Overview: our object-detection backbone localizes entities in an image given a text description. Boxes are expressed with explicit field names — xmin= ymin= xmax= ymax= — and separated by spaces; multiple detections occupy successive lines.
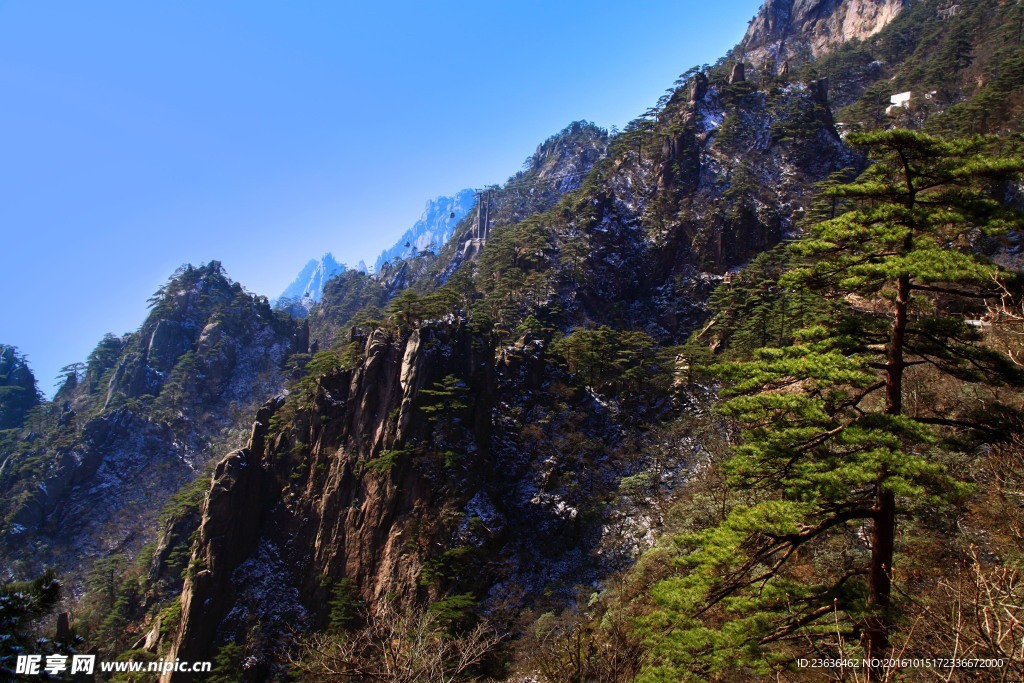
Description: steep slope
xmin=0 ymin=262 xmax=306 ymax=587
xmin=306 ymin=270 xmax=390 ymax=350
xmin=809 ymin=0 xmax=1024 ymax=136
xmin=7 ymin=0 xmax=1022 ymax=676
xmin=740 ymin=0 xmax=907 ymax=66
xmin=445 ymin=121 xmax=611 ymax=266
xmin=47 ymin=0 xmax=1022 ymax=674
xmin=453 ymin=76 xmax=855 ymax=340
xmin=303 ymin=122 xmax=613 ymax=351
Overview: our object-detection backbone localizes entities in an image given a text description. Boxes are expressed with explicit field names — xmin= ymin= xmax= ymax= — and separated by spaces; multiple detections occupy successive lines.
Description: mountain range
xmin=2 ymin=0 xmax=1024 ymax=680
xmin=276 ymin=189 xmax=477 ymax=313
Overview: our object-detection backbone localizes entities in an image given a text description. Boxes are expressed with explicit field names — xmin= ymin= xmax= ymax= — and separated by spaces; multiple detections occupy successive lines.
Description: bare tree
xmin=290 ymin=601 xmax=502 ymax=683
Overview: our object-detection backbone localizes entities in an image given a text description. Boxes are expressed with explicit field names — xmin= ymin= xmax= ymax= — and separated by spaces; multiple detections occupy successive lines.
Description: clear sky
xmin=0 ymin=0 xmax=761 ymax=396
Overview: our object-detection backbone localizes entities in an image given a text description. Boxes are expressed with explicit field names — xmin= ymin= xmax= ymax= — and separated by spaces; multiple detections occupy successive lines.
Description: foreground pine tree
xmin=640 ymin=131 xmax=1024 ymax=680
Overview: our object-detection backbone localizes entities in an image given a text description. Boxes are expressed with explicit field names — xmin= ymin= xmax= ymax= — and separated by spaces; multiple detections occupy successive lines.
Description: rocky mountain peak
xmin=276 ymin=253 xmax=346 ymax=314
xmin=373 ymin=189 xmax=476 ymax=273
xmin=447 ymin=120 xmax=611 ymax=266
xmin=741 ymin=0 xmax=907 ymax=65
xmin=0 ymin=260 xmax=305 ymax=589
xmin=524 ymin=120 xmax=610 ymax=190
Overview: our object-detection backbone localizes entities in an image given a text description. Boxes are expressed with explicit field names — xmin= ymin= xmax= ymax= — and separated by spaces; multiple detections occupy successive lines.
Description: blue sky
xmin=0 ymin=0 xmax=761 ymax=395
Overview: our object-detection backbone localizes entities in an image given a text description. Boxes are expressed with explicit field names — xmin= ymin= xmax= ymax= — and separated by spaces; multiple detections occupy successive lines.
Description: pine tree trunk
xmin=866 ymin=269 xmax=910 ymax=673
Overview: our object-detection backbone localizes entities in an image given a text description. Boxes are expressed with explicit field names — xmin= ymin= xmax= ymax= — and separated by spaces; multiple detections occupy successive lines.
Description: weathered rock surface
xmin=163 ymin=324 xmax=493 ymax=679
xmin=741 ymin=0 xmax=906 ymax=65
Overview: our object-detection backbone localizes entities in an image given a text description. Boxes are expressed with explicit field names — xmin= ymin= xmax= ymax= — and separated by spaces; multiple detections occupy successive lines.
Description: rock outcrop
xmin=162 ymin=324 xmax=495 ymax=679
xmin=741 ymin=0 xmax=907 ymax=65
xmin=730 ymin=61 xmax=746 ymax=84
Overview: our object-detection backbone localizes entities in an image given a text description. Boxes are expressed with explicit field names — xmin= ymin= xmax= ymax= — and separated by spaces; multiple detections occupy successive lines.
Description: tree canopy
xmin=0 ymin=345 xmax=41 ymax=430
xmin=639 ymin=131 xmax=1024 ymax=680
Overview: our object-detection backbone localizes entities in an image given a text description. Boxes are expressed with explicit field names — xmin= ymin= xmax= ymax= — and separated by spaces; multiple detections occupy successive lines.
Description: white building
xmin=885 ymin=91 xmax=912 ymax=115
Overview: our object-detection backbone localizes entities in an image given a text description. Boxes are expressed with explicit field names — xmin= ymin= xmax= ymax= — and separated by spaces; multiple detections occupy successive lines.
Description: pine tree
xmin=420 ymin=374 xmax=471 ymax=470
xmin=641 ymin=131 xmax=1024 ymax=680
xmin=327 ymin=578 xmax=362 ymax=632
xmin=85 ymin=333 xmax=123 ymax=394
xmin=419 ymin=374 xmax=470 ymax=417
xmin=0 ymin=345 xmax=41 ymax=429
xmin=386 ymin=289 xmax=426 ymax=332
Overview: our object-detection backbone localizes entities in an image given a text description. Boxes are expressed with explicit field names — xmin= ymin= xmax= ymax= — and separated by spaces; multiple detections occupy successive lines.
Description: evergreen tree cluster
xmin=0 ymin=345 xmax=41 ymax=430
xmin=618 ymin=131 xmax=1024 ymax=680
xmin=809 ymin=0 xmax=1024 ymax=135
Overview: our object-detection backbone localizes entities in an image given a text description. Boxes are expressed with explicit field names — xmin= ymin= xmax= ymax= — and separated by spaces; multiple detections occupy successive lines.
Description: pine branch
xmin=909 ymin=283 xmax=993 ymax=298
xmin=910 ymin=416 xmax=1007 ymax=439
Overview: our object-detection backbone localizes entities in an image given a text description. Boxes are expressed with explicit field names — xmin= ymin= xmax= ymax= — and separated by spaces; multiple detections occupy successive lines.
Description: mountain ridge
xmin=275 ymin=190 xmax=476 ymax=316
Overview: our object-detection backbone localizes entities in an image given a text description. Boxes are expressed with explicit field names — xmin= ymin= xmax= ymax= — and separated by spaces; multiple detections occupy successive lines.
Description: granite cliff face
xmin=480 ymin=73 xmax=856 ymax=338
xmin=164 ymin=324 xmax=493 ymax=678
xmin=741 ymin=0 xmax=907 ymax=66
xmin=161 ymin=323 xmax=705 ymax=680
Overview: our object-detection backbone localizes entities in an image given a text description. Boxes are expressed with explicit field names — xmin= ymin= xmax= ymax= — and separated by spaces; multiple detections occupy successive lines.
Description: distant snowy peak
xmin=373 ymin=189 xmax=475 ymax=273
xmin=278 ymin=252 xmax=345 ymax=306
xmin=276 ymin=190 xmax=473 ymax=311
